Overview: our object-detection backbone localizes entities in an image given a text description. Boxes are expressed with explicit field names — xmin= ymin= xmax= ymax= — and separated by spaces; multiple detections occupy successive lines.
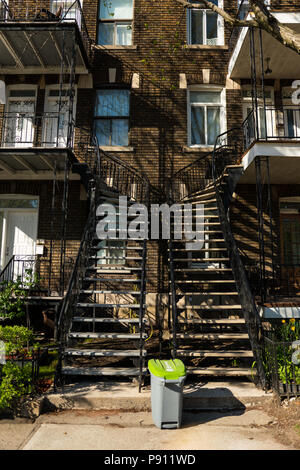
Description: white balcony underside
xmin=0 ymin=23 xmax=88 ymax=73
xmin=228 ymin=20 xmax=300 ymax=79
xmin=239 ymin=141 xmax=300 ymax=184
xmin=0 ymin=148 xmax=80 ymax=179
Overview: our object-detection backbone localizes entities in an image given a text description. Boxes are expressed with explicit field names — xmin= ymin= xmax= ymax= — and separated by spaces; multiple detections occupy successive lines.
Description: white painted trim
xmin=242 ymin=142 xmax=300 ymax=172
xmin=187 ymin=85 xmax=226 ymax=148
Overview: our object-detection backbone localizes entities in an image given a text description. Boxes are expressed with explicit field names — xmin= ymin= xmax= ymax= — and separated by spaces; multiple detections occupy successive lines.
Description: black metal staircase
xmin=56 ymin=146 xmax=149 ymax=391
xmin=169 ymin=138 xmax=266 ymax=386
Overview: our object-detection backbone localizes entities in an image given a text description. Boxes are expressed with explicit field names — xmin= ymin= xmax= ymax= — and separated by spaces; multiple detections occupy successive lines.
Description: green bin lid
xmin=148 ymin=359 xmax=186 ymax=380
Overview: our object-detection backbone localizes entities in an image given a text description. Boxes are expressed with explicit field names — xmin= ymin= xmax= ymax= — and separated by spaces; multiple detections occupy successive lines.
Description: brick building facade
xmin=0 ymin=0 xmax=299 ymax=385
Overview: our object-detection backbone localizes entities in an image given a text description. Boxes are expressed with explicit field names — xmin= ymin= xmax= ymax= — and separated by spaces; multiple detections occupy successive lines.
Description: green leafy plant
xmin=0 ymin=325 xmax=34 ymax=355
xmin=0 ymin=269 xmax=39 ymax=321
xmin=0 ymin=361 xmax=32 ymax=410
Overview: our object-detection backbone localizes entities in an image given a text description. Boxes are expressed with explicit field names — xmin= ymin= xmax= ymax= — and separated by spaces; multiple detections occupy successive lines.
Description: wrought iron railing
xmin=0 ymin=255 xmax=39 ymax=287
xmin=263 ymin=325 xmax=300 ymax=398
xmin=0 ymin=112 xmax=75 ymax=148
xmin=0 ymin=0 xmax=91 ymax=55
xmin=242 ymin=106 xmax=300 ymax=149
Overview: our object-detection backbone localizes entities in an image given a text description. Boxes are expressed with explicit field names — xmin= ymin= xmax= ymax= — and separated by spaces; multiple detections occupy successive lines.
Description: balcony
xmin=0 ymin=0 xmax=90 ymax=73
xmin=238 ymin=106 xmax=300 ymax=185
xmin=0 ymin=111 xmax=77 ymax=177
xmin=228 ymin=7 xmax=300 ymax=79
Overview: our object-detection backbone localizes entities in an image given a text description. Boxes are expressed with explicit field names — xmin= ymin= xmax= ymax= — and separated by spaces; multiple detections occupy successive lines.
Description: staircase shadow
xmin=181 ymin=381 xmax=246 ymax=428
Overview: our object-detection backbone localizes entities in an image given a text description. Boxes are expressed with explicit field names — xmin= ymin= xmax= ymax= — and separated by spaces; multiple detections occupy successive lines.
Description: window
xmin=242 ymin=87 xmax=275 ymax=139
xmin=188 ymin=87 xmax=225 ymax=147
xmin=282 ymin=87 xmax=300 ymax=139
xmin=98 ymin=0 xmax=133 ymax=46
xmin=94 ymin=89 xmax=130 ymax=146
xmin=187 ymin=0 xmax=224 ymax=46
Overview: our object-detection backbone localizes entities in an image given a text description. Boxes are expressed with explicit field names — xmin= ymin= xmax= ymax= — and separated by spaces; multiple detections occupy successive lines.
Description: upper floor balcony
xmin=0 ymin=0 xmax=90 ymax=74
xmin=228 ymin=1 xmax=300 ymax=80
xmin=237 ymin=105 xmax=300 ymax=185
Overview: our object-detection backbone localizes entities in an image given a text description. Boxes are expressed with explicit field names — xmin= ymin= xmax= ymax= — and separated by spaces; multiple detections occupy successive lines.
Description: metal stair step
xmin=89 ymin=256 xmax=143 ymax=261
xmin=172 ymin=280 xmax=236 ymax=284
xmin=176 ymin=304 xmax=242 ymax=310
xmin=72 ymin=317 xmax=145 ymax=323
xmin=76 ymin=303 xmax=144 ymax=308
xmin=64 ymin=348 xmax=146 ymax=357
xmin=176 ymin=350 xmax=253 ymax=357
xmin=90 ymin=246 xmax=143 ymax=251
xmin=68 ymin=332 xmax=146 ymax=339
xmin=177 ymin=318 xmax=245 ymax=324
xmin=174 ymin=268 xmax=232 ymax=272
xmin=186 ymin=367 xmax=256 ymax=376
xmin=86 ymin=267 xmax=143 ymax=272
xmin=83 ymin=278 xmax=142 ymax=283
xmin=172 ymin=258 xmax=229 ymax=262
xmin=176 ymin=292 xmax=239 ymax=295
xmin=61 ymin=366 xmax=146 ymax=376
xmin=80 ymin=290 xmax=142 ymax=294
xmin=172 ymin=246 xmax=226 ymax=251
xmin=176 ymin=332 xmax=249 ymax=339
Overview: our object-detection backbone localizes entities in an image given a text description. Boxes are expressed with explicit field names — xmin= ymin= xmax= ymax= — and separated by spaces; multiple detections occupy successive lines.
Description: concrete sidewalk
xmin=0 ymin=408 xmax=295 ymax=451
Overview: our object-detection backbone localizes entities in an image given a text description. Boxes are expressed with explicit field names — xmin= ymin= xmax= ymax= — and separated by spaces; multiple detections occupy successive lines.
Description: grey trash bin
xmin=148 ymin=359 xmax=186 ymax=429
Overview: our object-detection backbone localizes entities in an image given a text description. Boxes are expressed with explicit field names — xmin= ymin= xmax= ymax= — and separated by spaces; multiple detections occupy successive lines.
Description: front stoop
xmin=22 ymin=381 xmax=275 ymax=416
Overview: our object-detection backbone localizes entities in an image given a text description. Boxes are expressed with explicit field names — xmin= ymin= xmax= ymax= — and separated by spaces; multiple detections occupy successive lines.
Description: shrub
xmin=0 ymin=325 xmax=34 ymax=354
xmin=0 ymin=361 xmax=32 ymax=410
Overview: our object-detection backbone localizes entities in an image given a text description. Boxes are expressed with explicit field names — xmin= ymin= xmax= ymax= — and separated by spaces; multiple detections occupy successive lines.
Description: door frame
xmin=0 ymin=195 xmax=39 ymax=269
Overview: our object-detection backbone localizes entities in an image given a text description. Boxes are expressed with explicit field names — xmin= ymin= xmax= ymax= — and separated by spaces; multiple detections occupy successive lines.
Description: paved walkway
xmin=0 ymin=380 xmax=298 ymax=451
xmin=0 ymin=409 xmax=296 ymax=451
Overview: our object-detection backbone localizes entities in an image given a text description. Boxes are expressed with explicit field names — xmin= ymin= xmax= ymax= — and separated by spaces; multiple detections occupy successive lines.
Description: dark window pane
xmin=98 ymin=22 xmax=114 ymax=45
xmin=191 ymin=10 xmax=203 ymax=44
xmin=207 ymin=107 xmax=220 ymax=145
xmin=206 ymin=11 xmax=218 ymax=44
xmin=111 ymin=119 xmax=129 ymax=146
xmin=94 ymin=119 xmax=110 ymax=146
xmin=191 ymin=107 xmax=205 ymax=145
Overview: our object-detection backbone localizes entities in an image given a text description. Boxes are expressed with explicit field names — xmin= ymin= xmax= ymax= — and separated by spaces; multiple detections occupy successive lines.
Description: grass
xmin=38 ymin=349 xmax=58 ymax=381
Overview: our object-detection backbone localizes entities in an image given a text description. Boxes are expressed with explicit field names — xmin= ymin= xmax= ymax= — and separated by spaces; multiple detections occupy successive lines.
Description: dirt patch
xmin=264 ymin=396 xmax=300 ymax=449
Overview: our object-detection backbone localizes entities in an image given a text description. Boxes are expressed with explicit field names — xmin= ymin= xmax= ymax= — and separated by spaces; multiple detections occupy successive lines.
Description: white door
xmin=43 ymin=87 xmax=74 ymax=147
xmin=5 ymin=211 xmax=38 ymax=280
xmin=4 ymin=93 xmax=36 ymax=147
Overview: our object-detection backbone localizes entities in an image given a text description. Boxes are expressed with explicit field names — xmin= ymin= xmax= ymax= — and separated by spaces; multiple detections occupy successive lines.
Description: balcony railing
xmin=0 ymin=0 xmax=90 ymax=55
xmin=0 ymin=112 xmax=75 ymax=148
xmin=242 ymin=106 xmax=300 ymax=151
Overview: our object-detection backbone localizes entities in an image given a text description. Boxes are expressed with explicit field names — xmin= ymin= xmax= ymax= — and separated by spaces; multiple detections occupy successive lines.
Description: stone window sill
xmin=182 ymin=45 xmax=228 ymax=50
xmin=93 ymin=45 xmax=138 ymax=51
xmin=100 ymin=146 xmax=135 ymax=152
xmin=182 ymin=145 xmax=214 ymax=153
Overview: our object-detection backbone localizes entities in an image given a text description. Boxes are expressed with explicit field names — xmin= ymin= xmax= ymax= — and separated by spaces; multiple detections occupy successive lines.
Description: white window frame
xmin=98 ymin=0 xmax=133 ymax=46
xmin=187 ymin=0 xmax=224 ymax=46
xmin=187 ymin=85 xmax=226 ymax=148
xmin=242 ymin=86 xmax=276 ymax=139
xmin=282 ymin=86 xmax=300 ymax=139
